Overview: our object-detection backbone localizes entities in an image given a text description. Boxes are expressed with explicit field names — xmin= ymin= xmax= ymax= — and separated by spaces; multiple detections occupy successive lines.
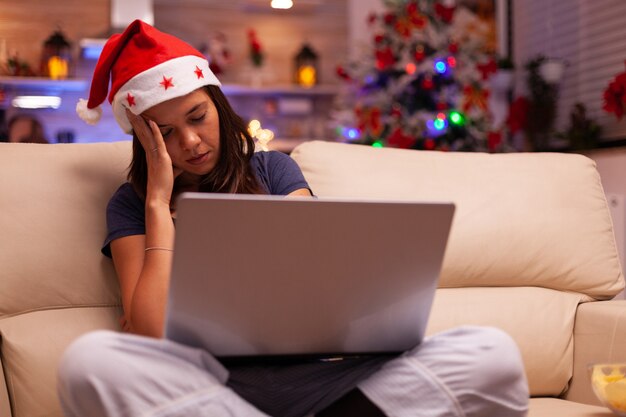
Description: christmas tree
xmin=333 ymin=0 xmax=500 ymax=151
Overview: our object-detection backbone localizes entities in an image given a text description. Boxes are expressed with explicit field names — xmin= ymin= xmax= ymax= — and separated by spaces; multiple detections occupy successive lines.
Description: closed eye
xmin=160 ymin=128 xmax=173 ymax=138
xmin=190 ymin=112 xmax=206 ymax=123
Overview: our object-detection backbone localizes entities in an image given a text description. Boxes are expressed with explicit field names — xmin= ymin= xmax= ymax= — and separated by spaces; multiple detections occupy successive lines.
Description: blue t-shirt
xmin=102 ymin=151 xmax=310 ymax=257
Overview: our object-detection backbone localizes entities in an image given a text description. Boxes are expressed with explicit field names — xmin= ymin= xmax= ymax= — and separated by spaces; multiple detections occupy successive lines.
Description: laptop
xmin=164 ymin=192 xmax=455 ymax=361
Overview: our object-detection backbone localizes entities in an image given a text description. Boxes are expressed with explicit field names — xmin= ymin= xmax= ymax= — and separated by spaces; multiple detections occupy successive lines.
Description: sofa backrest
xmin=291 ymin=141 xmax=624 ymax=298
xmin=291 ymin=140 xmax=625 ymax=397
xmin=0 ymin=142 xmax=131 ymax=417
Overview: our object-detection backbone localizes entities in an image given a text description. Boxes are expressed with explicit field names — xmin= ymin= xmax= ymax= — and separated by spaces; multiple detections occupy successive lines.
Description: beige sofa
xmin=1 ymin=139 xmax=625 ymax=417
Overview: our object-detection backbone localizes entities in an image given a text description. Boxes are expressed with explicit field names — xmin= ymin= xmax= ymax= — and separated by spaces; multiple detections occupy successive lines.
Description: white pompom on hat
xmin=77 ymin=19 xmax=221 ymax=133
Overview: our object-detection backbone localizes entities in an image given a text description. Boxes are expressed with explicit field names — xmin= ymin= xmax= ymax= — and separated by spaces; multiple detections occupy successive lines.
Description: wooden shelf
xmin=0 ymin=76 xmax=88 ymax=92
xmin=221 ymin=83 xmax=338 ymax=97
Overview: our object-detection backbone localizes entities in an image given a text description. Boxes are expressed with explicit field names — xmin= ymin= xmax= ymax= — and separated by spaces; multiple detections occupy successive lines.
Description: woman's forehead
xmin=143 ymin=89 xmax=211 ymax=120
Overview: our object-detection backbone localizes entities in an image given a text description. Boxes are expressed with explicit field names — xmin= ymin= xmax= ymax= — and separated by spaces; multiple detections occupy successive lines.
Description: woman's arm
xmin=111 ymin=109 xmax=178 ymax=338
xmin=111 ymin=211 xmax=174 ymax=337
xmin=287 ymin=188 xmax=312 ymax=197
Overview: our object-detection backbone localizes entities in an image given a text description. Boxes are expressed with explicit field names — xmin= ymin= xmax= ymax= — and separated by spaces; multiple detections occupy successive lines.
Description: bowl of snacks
xmin=590 ymin=363 xmax=626 ymax=415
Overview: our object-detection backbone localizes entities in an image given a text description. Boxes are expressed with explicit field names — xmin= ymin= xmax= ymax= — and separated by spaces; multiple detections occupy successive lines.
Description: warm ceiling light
xmin=271 ymin=0 xmax=293 ymax=9
xmin=12 ymin=96 xmax=61 ymax=109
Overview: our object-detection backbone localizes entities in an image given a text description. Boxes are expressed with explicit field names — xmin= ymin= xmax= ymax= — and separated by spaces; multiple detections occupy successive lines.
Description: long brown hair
xmin=127 ymin=85 xmax=264 ymax=200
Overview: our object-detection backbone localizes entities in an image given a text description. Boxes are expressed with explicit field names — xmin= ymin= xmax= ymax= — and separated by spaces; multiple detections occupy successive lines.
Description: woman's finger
xmin=125 ymin=108 xmax=154 ymax=150
xmin=147 ymin=119 xmax=166 ymax=153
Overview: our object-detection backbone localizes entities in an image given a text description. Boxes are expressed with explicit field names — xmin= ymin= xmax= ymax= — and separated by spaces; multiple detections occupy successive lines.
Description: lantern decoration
xmin=294 ymin=43 xmax=318 ymax=88
xmin=41 ymin=30 xmax=72 ymax=80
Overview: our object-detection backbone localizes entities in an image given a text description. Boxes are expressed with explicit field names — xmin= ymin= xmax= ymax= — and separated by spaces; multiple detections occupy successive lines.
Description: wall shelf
xmin=0 ymin=76 xmax=88 ymax=92
xmin=221 ymin=84 xmax=339 ymax=97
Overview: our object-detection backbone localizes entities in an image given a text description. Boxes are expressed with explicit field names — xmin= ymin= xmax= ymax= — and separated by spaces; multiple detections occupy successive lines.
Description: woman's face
xmin=142 ymin=88 xmax=221 ymax=176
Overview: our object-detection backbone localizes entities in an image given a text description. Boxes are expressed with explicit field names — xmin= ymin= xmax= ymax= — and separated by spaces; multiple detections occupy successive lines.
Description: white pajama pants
xmin=57 ymin=326 xmax=529 ymax=417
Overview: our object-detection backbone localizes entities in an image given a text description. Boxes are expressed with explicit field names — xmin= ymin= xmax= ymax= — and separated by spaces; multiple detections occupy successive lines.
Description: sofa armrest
xmin=0 ymin=356 xmax=10 ymax=417
xmin=564 ymin=299 xmax=626 ymax=405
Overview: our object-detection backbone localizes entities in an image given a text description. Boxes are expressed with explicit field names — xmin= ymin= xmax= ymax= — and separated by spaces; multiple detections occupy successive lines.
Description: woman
xmin=58 ymin=20 xmax=529 ymax=417
xmin=6 ymin=114 xmax=49 ymax=143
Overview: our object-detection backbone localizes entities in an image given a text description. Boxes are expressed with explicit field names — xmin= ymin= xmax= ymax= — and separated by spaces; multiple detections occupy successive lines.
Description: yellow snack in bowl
xmin=592 ymin=366 xmax=624 ymax=389
xmin=605 ymin=380 xmax=626 ymax=412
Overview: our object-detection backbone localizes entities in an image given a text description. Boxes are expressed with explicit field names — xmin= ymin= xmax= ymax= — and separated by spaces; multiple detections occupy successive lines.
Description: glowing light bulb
xmin=434 ymin=60 xmax=447 ymax=74
xmin=271 ymin=0 xmax=293 ymax=9
xmin=449 ymin=111 xmax=465 ymax=126
xmin=248 ymin=119 xmax=261 ymax=137
xmin=256 ymin=129 xmax=275 ymax=151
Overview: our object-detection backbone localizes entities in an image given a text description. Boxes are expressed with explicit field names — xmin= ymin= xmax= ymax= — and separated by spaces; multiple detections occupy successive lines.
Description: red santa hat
xmin=77 ymin=19 xmax=221 ymax=133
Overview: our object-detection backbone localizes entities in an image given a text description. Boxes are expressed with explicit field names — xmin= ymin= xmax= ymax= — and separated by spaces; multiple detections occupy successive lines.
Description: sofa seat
xmin=529 ymin=398 xmax=612 ymax=416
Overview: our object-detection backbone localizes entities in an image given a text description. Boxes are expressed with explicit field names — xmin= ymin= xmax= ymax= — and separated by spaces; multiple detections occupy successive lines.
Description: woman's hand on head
xmin=126 ymin=108 xmax=180 ymax=205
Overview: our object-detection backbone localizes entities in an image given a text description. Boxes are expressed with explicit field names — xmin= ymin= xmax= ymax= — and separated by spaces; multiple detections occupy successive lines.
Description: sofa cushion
xmin=291 ymin=141 xmax=625 ymax=299
xmin=427 ymin=287 xmax=584 ymax=397
xmin=0 ymin=306 xmax=120 ymax=417
xmin=0 ymin=142 xmax=131 ymax=316
xmin=528 ymin=397 xmax=611 ymax=417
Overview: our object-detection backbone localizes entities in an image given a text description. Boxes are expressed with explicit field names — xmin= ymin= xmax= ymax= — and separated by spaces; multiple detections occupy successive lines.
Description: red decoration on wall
xmin=247 ymin=29 xmax=264 ymax=67
xmin=603 ymin=61 xmax=626 ymax=120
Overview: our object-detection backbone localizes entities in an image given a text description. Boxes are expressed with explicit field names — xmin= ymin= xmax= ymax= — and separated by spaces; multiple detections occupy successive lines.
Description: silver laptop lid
xmin=165 ymin=192 xmax=455 ymax=358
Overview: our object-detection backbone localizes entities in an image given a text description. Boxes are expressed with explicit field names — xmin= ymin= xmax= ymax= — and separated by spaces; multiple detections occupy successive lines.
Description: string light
xmin=449 ymin=111 xmax=465 ymax=126
xmin=344 ymin=127 xmax=360 ymax=140
xmin=248 ymin=119 xmax=261 ymax=137
xmin=247 ymin=119 xmax=275 ymax=151
xmin=434 ymin=59 xmax=448 ymax=74
xmin=372 ymin=140 xmax=384 ymax=148
xmin=427 ymin=113 xmax=449 ymax=135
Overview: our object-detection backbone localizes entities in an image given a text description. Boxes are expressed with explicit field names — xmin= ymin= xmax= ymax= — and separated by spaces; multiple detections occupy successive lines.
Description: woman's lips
xmin=187 ymin=151 xmax=209 ymax=165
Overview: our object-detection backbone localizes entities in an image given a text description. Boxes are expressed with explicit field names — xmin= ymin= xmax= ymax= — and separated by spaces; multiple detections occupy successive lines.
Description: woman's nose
xmin=180 ymin=128 xmax=201 ymax=150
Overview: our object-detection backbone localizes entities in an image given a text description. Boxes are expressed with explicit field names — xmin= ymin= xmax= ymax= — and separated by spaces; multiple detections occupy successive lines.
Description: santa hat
xmin=77 ymin=19 xmax=221 ymax=133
